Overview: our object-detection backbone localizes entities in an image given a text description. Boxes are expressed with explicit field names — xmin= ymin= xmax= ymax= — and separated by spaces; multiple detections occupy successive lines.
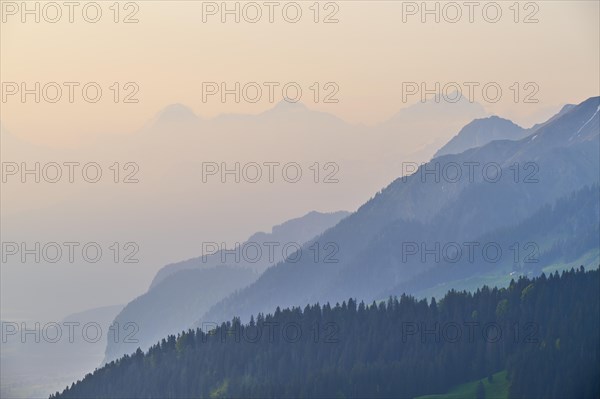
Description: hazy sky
xmin=1 ymin=0 xmax=599 ymax=146
xmin=1 ymin=1 xmax=599 ymax=322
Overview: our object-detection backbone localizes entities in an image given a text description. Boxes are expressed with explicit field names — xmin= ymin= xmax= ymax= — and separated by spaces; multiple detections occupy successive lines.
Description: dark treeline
xmin=53 ymin=267 xmax=599 ymax=399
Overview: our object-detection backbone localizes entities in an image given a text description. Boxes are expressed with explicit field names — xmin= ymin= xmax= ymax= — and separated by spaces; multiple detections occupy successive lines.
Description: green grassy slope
xmin=415 ymin=370 xmax=509 ymax=399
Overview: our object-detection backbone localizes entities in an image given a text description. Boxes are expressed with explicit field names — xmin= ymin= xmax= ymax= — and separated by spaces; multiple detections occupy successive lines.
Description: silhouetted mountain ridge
xmin=199 ymin=96 xmax=599 ymax=326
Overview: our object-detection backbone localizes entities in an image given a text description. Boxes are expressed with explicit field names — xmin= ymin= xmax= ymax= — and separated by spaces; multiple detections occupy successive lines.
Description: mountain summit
xmin=434 ymin=115 xmax=526 ymax=157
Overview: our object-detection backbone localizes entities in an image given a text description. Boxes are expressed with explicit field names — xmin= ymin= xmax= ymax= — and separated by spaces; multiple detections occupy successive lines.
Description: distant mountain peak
xmin=157 ymin=103 xmax=198 ymax=121
xmin=434 ymin=114 xmax=526 ymax=158
xmin=385 ymin=91 xmax=487 ymax=125
xmin=528 ymin=103 xmax=577 ymax=133
xmin=141 ymin=103 xmax=201 ymax=132
xmin=267 ymin=99 xmax=308 ymax=113
xmin=469 ymin=114 xmax=520 ymax=125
